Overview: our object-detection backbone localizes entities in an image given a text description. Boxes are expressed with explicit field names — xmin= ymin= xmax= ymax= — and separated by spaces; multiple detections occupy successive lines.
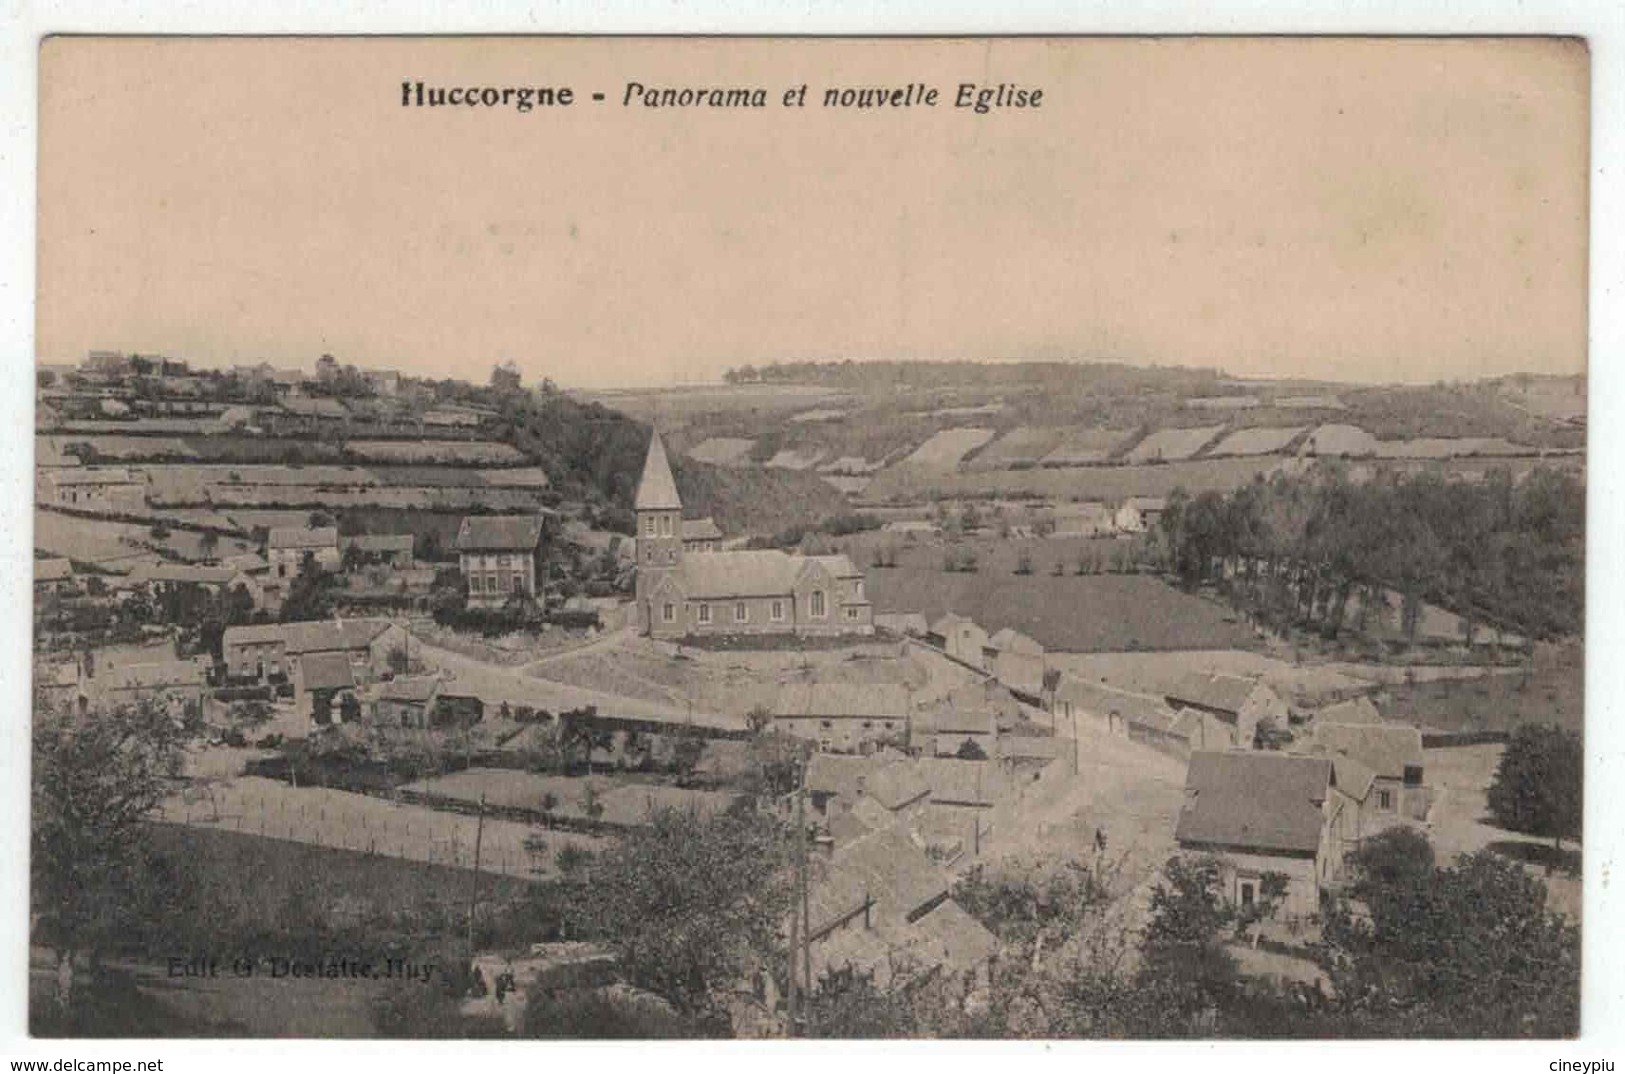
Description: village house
xmin=1113 ymin=496 xmax=1168 ymax=534
xmin=1175 ymin=751 xmax=1346 ymax=921
xmin=803 ymin=752 xmax=932 ymax=843
xmin=984 ymin=627 xmax=1046 ymax=699
xmin=88 ymin=657 xmax=210 ymax=715
xmin=680 ymin=517 xmax=724 ymax=553
xmin=1049 ymin=673 xmax=1176 ymax=738
xmin=454 ymin=514 xmax=551 ymax=607
xmin=34 ymin=557 xmax=75 ymax=596
xmin=267 ymin=526 xmax=341 ymax=580
xmin=913 ymin=681 xmax=1013 ymax=757
xmin=768 ymin=682 xmax=911 ymax=753
xmin=1165 ymin=671 xmax=1289 ymax=751
xmin=341 ymin=533 xmax=415 ymax=567
xmin=928 ymin=613 xmax=989 ymax=671
xmin=295 ymin=651 xmax=358 ymax=727
xmin=1311 ymin=722 xmax=1430 ymax=831
xmin=634 ymin=432 xmax=872 ymax=639
xmin=372 ymin=675 xmax=443 ymax=729
xmin=35 ymin=467 xmax=148 ymax=512
xmin=222 ymin=618 xmax=408 ymax=686
xmin=127 ymin=561 xmax=265 ymax=610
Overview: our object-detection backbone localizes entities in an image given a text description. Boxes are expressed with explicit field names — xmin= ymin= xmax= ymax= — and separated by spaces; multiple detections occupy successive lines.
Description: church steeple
xmin=634 ymin=429 xmax=684 ymax=633
xmin=634 ymin=429 xmax=682 ymax=512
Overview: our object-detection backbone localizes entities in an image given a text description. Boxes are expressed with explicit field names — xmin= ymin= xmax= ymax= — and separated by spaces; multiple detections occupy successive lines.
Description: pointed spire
xmin=634 ymin=428 xmax=682 ymax=511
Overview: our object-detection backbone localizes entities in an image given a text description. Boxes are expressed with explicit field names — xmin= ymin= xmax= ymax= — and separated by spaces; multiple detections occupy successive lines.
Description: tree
xmin=570 ymin=807 xmax=792 ymax=1026
xmin=745 ymin=704 xmax=773 ymax=736
xmin=1135 ymin=856 xmax=1239 ymax=1034
xmin=32 ymin=694 xmax=187 ymax=1019
xmin=1486 ymin=724 xmax=1583 ymax=851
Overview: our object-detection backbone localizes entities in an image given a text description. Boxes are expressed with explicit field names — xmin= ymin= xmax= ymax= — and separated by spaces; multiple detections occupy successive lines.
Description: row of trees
xmin=1157 ymin=465 xmax=1584 ymax=643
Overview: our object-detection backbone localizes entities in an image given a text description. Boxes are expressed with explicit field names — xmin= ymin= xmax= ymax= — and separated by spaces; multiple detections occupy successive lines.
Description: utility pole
xmin=797 ymin=777 xmax=813 ymax=1036
xmin=466 ymin=794 xmax=487 ymax=975
xmin=1073 ymin=707 xmax=1080 ymax=776
xmin=787 ymin=788 xmax=800 ymax=1036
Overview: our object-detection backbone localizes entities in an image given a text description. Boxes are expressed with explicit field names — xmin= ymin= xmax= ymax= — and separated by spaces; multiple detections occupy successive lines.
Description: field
xmin=1207 ymin=426 xmax=1308 ymax=458
xmin=572 ymin=383 xmax=853 ymax=423
xmin=344 ymin=440 xmax=526 ymax=464
xmin=898 ymin=427 xmax=997 ymax=469
xmin=1123 ymin=425 xmax=1223 ymax=463
xmin=33 ymin=507 xmax=258 ymax=566
xmin=1374 ymin=650 xmax=1583 ymax=736
xmin=861 ymin=455 xmax=1306 ymax=504
xmin=864 ymin=560 xmax=1258 ymax=653
xmin=686 ymin=437 xmax=756 ymax=465
xmin=965 ymin=426 xmax=1065 ymax=471
xmin=1039 ymin=427 xmax=1136 ymax=466
xmin=1046 ymin=649 xmax=1372 ymax=706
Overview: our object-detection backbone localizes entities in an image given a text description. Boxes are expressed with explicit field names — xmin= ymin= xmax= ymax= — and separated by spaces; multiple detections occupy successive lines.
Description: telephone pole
xmin=465 ymin=794 xmax=487 ymax=973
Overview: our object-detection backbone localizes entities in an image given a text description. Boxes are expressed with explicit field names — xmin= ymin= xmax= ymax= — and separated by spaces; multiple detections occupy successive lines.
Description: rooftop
xmin=454 ymin=514 xmax=547 ymax=552
xmin=1167 ymin=671 xmax=1262 ymax=716
xmin=267 ymin=526 xmax=339 ymax=551
xmin=634 ymin=430 xmax=682 ymax=511
xmin=299 ymin=652 xmax=356 ymax=693
xmin=1176 ymin=751 xmax=1333 ymax=856
xmin=771 ymin=682 xmax=911 ymax=720
xmin=1313 ymin=722 xmax=1426 ymax=781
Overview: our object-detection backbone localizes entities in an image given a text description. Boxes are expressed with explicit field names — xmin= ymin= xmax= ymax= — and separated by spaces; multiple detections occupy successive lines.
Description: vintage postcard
xmin=28 ymin=35 xmax=1587 ymax=1040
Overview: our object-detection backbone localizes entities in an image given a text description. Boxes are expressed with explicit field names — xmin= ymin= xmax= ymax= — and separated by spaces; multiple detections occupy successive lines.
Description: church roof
xmin=634 ymin=430 xmax=682 ymax=511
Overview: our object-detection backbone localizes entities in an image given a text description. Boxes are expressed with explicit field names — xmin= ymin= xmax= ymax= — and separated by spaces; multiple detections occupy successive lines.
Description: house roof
xmin=917 ymin=700 xmax=997 ymax=737
xmin=35 ymin=558 xmax=73 ymax=583
xmin=918 ymin=757 xmax=1005 ymax=806
xmin=454 ymin=514 xmax=546 ymax=552
xmin=986 ymin=627 xmax=1044 ymax=655
xmin=343 ymin=534 xmax=415 ymax=554
xmin=280 ymin=396 xmax=349 ymax=418
xmin=1167 ymin=671 xmax=1261 ymax=716
xmin=267 ymin=526 xmax=338 ymax=551
xmin=874 ymin=612 xmax=929 ymax=636
xmin=634 ymin=430 xmax=682 ymax=511
xmin=131 ymin=562 xmax=247 ymax=587
xmin=1125 ymin=496 xmax=1169 ymax=511
xmin=1320 ymin=751 xmax=1377 ymax=802
xmin=910 ymin=898 xmax=1000 ymax=975
xmin=772 ymin=682 xmax=910 ymax=720
xmin=1313 ymin=723 xmax=1425 ymax=780
xmin=1175 ymin=751 xmax=1332 ymax=856
xmin=997 ymin=735 xmax=1063 ymax=762
xmin=930 ymin=612 xmax=980 ymax=638
xmin=810 ymin=824 xmax=950 ymax=935
xmin=378 ymin=676 xmax=441 ymax=704
xmin=680 ymin=517 xmax=724 ymax=541
xmin=804 ymin=753 xmax=929 ymax=811
xmin=299 ymin=652 xmax=356 ymax=693
xmin=224 ymin=618 xmax=394 ymax=655
xmin=1315 ymin=696 xmax=1384 ymax=726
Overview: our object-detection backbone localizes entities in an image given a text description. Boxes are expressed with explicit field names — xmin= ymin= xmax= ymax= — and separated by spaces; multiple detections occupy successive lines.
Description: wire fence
xmin=152 ymin=778 xmax=596 ymax=880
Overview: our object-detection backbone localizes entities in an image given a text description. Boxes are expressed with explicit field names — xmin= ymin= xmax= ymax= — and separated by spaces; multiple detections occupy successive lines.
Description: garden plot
xmin=896 ymin=427 xmax=996 ymax=470
xmin=1373 ymin=437 xmax=1533 ymax=459
xmin=1123 ymin=425 xmax=1224 ymax=463
xmin=687 ymin=437 xmax=757 ymax=465
xmin=1207 ymin=426 xmax=1308 ymax=458
xmin=789 ymin=408 xmax=851 ymax=424
xmin=40 ymin=434 xmax=199 ymax=461
xmin=1039 ymin=427 xmax=1135 ymax=467
xmin=156 ymin=775 xmax=602 ymax=880
xmin=764 ymin=447 xmax=827 ymax=471
xmin=965 ymin=426 xmax=1066 ymax=471
xmin=1298 ymin=423 xmax=1379 ymax=457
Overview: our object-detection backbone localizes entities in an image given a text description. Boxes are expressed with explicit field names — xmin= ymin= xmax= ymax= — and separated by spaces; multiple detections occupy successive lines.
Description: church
xmin=634 ymin=431 xmax=874 ymax=639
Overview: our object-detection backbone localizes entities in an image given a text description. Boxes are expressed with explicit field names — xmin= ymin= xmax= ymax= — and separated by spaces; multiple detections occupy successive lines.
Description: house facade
xmin=1312 ymin=722 xmax=1430 ymax=834
xmin=770 ymin=682 xmax=910 ymax=752
xmin=1175 ymin=751 xmax=1345 ymax=921
xmin=633 ymin=431 xmax=873 ymax=639
xmin=222 ymin=618 xmax=406 ymax=686
xmin=929 ymin=614 xmax=989 ymax=671
xmin=36 ymin=467 xmax=148 ymax=512
xmin=454 ymin=514 xmax=550 ymax=607
xmin=267 ymin=526 xmax=341 ymax=580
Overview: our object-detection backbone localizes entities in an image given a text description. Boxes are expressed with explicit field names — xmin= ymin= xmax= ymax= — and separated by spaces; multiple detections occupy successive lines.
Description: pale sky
xmin=36 ymin=36 xmax=1588 ymax=388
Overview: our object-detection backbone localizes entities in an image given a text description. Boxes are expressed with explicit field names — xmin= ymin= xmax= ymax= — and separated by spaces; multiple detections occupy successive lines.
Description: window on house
xmin=1377 ymin=789 xmax=1393 ymax=811
xmin=667 ymin=549 xmax=676 ymax=563
xmin=646 ymin=548 xmax=654 ymax=563
xmin=659 ymin=515 xmax=672 ymax=536
xmin=771 ymin=600 xmax=785 ymax=621
xmin=699 ymin=604 xmax=712 ymax=624
xmin=810 ymin=590 xmax=826 ymax=617
xmin=845 ymin=607 xmax=859 ymax=621
xmin=662 ymin=602 xmax=675 ymax=623
xmin=854 ymin=579 xmax=864 ymax=598
xmin=1403 ymin=765 xmax=1424 ymax=787
xmin=734 ymin=602 xmax=748 ymax=623
xmin=1240 ymin=881 xmax=1255 ymax=908
xmin=513 ymin=573 xmax=526 ymax=592
xmin=644 ymin=516 xmax=655 ymax=536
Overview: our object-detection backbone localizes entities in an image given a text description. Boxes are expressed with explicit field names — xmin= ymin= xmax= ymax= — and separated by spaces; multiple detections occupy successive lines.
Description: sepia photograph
xmin=20 ymin=32 xmax=1593 ymax=1043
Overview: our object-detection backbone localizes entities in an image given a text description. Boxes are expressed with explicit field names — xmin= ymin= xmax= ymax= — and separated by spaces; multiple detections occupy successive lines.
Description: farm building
xmin=267 ymin=526 xmax=341 ymax=579
xmin=1309 ymin=722 xmax=1430 ymax=829
xmin=89 ymin=657 xmax=209 ymax=714
xmin=635 ymin=432 xmax=872 ymax=639
xmin=768 ymin=682 xmax=911 ymax=753
xmin=36 ymin=467 xmax=147 ymax=512
xmin=126 ymin=562 xmax=265 ymax=609
xmin=295 ymin=651 xmax=359 ymax=728
xmin=1049 ymin=673 xmax=1175 ymax=736
xmin=1175 ymin=751 xmax=1346 ymax=921
xmin=928 ymin=613 xmax=989 ymax=670
xmin=803 ymin=752 xmax=931 ymax=842
xmin=1312 ymin=695 xmax=1385 ymax=726
xmin=1165 ymin=671 xmax=1288 ymax=751
xmin=454 ymin=513 xmax=552 ymax=607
